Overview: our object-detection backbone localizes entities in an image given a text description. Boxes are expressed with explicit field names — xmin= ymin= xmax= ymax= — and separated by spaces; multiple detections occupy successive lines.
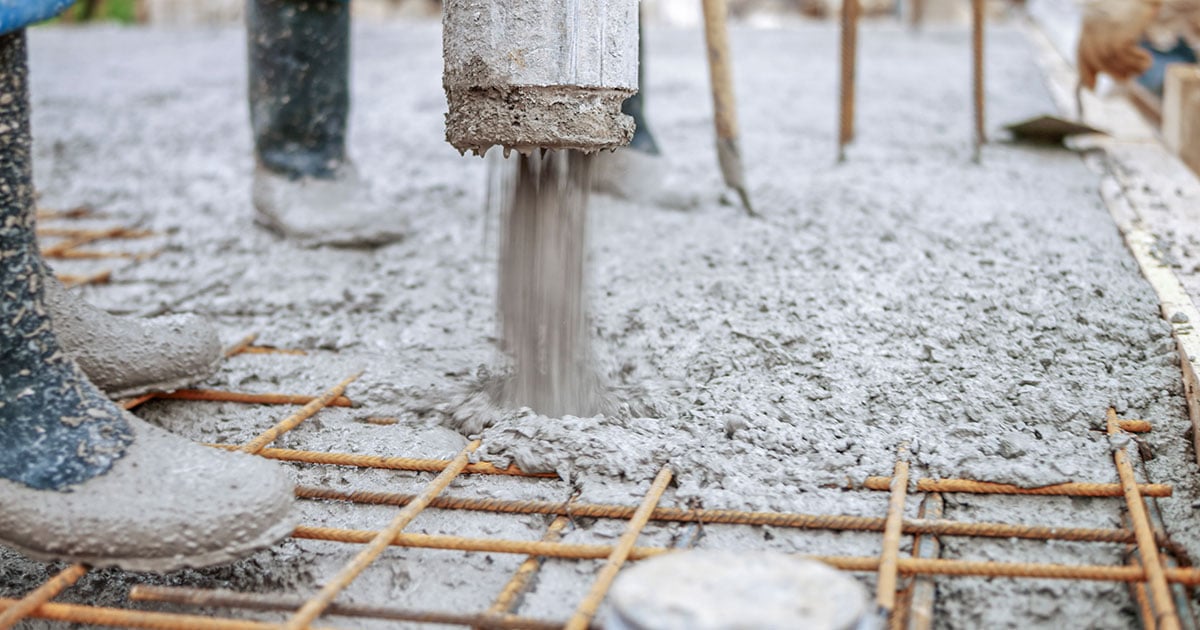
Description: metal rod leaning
xmin=0 ymin=564 xmax=89 ymax=630
xmin=1108 ymin=409 xmax=1180 ymax=629
xmin=284 ymin=440 xmax=481 ymax=629
xmin=240 ymin=372 xmax=363 ymax=455
xmin=291 ymin=526 xmax=1200 ymax=584
xmin=565 ymin=465 xmax=674 ymax=630
xmin=295 ymin=485 xmax=1166 ymax=546
xmin=877 ymin=447 xmax=910 ymax=620
xmin=129 ymin=586 xmax=570 ymax=630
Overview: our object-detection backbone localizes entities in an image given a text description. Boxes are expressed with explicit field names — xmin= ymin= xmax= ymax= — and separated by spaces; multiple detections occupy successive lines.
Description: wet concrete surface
xmin=3 ymin=17 xmax=1199 ymax=629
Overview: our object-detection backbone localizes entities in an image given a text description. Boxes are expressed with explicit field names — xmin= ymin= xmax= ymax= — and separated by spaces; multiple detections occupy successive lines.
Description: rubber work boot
xmin=42 ymin=271 xmax=223 ymax=399
xmin=247 ymin=0 xmax=407 ymax=248
xmin=0 ymin=30 xmax=295 ymax=572
xmin=251 ymin=162 xmax=407 ymax=248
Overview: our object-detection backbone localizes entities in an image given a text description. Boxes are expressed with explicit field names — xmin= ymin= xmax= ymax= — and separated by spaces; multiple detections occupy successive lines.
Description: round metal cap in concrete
xmin=608 ymin=551 xmax=868 ymax=630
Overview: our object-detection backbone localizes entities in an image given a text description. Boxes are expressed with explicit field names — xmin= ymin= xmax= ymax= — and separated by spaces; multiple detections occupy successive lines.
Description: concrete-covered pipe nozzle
xmin=442 ymin=0 xmax=639 ymax=156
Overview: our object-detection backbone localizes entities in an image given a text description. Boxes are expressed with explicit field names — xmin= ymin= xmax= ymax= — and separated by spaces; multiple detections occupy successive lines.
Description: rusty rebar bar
xmin=37 ymin=226 xmax=153 ymax=239
xmin=1129 ymin=545 xmax=1159 ymax=630
xmin=36 ymin=205 xmax=94 ymax=220
xmin=52 ymin=248 xmax=160 ymax=261
xmin=159 ymin=390 xmax=352 ymax=408
xmin=0 ymin=564 xmax=88 ymax=630
xmin=120 ymin=393 xmax=158 ymax=410
xmin=240 ymin=372 xmax=362 ymax=455
xmin=129 ymin=586 xmax=573 ymax=630
xmin=57 ymin=269 xmax=111 ymax=288
xmin=878 ymin=447 xmax=910 ymax=619
xmin=40 ymin=226 xmax=132 ymax=256
xmin=0 ymin=598 xmax=335 ymax=630
xmin=240 ymin=346 xmax=307 ymax=356
xmin=1120 ymin=419 xmax=1153 ymax=433
xmin=294 ymin=485 xmax=1169 ymax=546
xmin=241 ymin=449 xmax=557 ymax=477
xmin=223 ymin=333 xmax=259 ymax=358
xmin=284 ymin=440 xmax=481 ymax=629
xmin=290 ymin=526 xmax=1200 ymax=584
xmin=863 ymin=477 xmax=1171 ymax=497
xmin=1109 ymin=409 xmax=1180 ymax=629
xmin=487 ymin=516 xmax=572 ymax=618
xmin=565 ymin=465 xmax=673 ymax=630
xmin=905 ymin=494 xmax=942 ymax=630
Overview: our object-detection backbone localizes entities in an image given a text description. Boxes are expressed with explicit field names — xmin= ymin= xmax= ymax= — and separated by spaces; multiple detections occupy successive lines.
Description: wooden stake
xmin=700 ymin=0 xmax=755 ymax=215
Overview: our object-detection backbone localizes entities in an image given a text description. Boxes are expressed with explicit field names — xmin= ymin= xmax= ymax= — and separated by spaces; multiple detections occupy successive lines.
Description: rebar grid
xmin=0 ymin=564 xmax=86 ymax=630
xmin=282 ymin=440 xmax=481 ymax=629
xmin=37 ymin=206 xmax=156 ymax=287
xmin=1109 ymin=408 xmax=1182 ymax=629
xmin=4 ymin=396 xmax=1192 ymax=629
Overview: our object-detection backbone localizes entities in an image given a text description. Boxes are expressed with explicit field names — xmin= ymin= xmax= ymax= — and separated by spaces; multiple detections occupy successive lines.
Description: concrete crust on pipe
xmin=443 ymin=0 xmax=638 ymax=154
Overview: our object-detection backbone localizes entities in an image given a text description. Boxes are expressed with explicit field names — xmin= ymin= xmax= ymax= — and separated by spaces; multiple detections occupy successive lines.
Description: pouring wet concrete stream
xmin=4 ymin=16 xmax=1200 ymax=629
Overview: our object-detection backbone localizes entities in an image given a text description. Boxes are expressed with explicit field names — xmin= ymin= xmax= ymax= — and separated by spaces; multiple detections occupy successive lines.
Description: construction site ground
xmin=4 ymin=12 xmax=1200 ymax=629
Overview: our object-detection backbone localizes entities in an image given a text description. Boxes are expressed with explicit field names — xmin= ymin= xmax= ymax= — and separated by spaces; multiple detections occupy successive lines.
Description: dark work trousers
xmin=247 ymin=0 xmax=350 ymax=179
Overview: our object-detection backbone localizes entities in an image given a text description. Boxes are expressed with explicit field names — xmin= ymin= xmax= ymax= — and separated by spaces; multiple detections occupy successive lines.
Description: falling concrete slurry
xmin=2 ymin=17 xmax=1198 ymax=629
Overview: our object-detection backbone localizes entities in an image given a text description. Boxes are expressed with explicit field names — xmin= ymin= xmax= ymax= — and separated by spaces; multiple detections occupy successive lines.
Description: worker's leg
xmin=10 ymin=0 xmax=226 ymax=399
xmin=246 ymin=0 xmax=407 ymax=248
xmin=247 ymin=0 xmax=349 ymax=178
xmin=0 ymin=30 xmax=294 ymax=570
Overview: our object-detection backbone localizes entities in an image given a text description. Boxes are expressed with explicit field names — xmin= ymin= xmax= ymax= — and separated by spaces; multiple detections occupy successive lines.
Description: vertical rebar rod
xmin=283 ymin=440 xmax=481 ymax=629
xmin=838 ymin=0 xmax=859 ymax=161
xmin=564 ymin=465 xmax=673 ymax=630
xmin=971 ymin=0 xmax=985 ymax=161
xmin=1108 ymin=409 xmax=1180 ymax=630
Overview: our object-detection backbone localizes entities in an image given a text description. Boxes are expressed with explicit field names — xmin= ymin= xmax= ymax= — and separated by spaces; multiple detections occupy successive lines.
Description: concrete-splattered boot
xmin=247 ymin=0 xmax=407 ymax=248
xmin=42 ymin=272 xmax=223 ymax=399
xmin=0 ymin=30 xmax=294 ymax=571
